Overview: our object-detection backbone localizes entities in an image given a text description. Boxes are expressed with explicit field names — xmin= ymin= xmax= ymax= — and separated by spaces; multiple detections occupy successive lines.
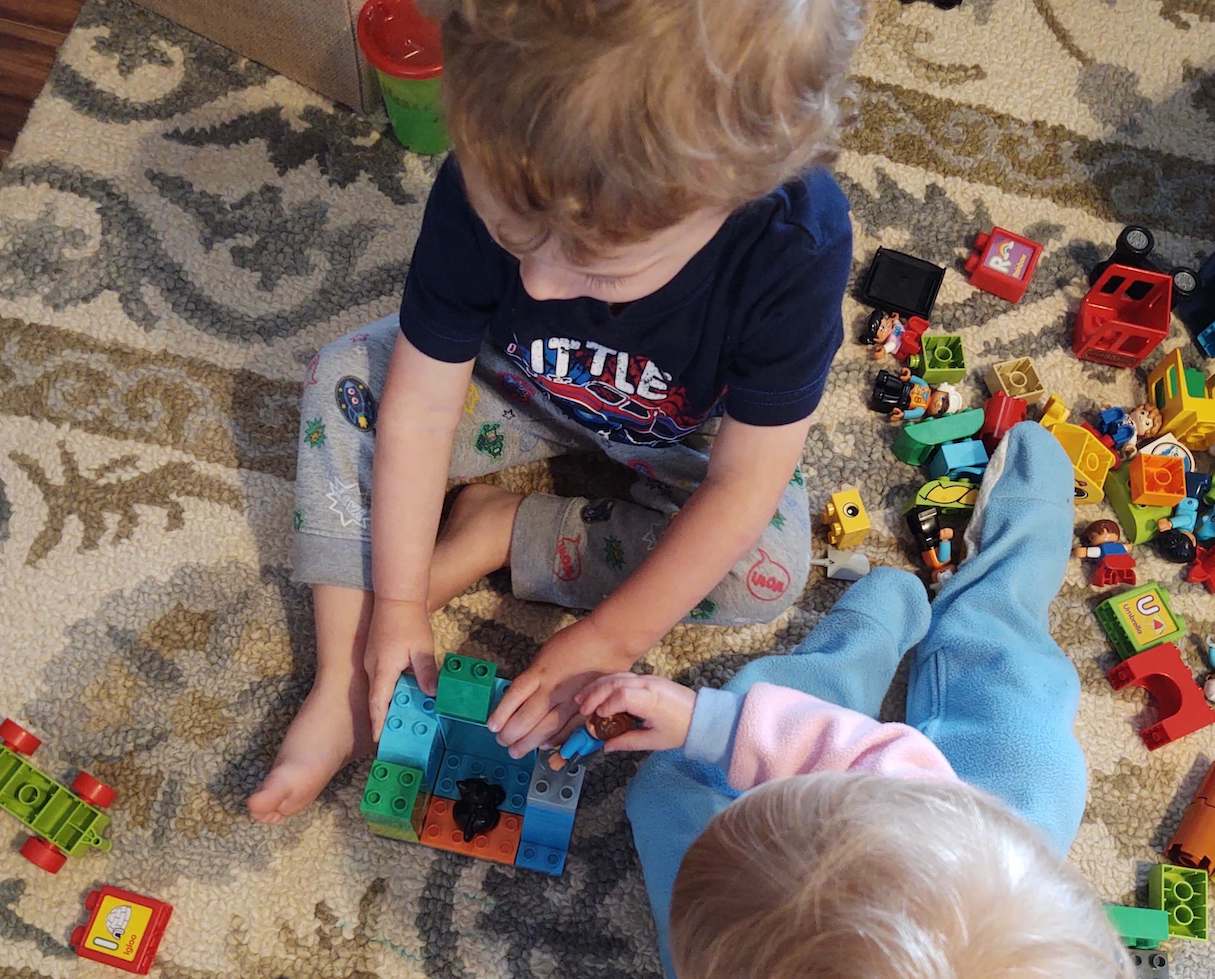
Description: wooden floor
xmin=0 ymin=0 xmax=85 ymax=165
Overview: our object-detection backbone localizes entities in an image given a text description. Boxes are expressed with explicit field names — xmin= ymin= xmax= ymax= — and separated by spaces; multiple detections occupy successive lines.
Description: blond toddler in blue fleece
xmin=575 ymin=424 xmax=1134 ymax=978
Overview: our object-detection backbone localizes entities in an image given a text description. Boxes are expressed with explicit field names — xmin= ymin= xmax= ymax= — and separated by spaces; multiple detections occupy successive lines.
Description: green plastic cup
xmin=358 ymin=0 xmax=449 ymax=155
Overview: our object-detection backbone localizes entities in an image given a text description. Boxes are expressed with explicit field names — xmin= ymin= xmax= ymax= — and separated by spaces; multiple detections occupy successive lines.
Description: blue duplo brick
xmin=520 ymin=804 xmax=575 ymax=851
xmin=515 ymin=841 xmax=566 ymax=876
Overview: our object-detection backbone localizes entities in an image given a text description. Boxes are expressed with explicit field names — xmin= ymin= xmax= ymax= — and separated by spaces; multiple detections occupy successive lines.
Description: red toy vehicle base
xmin=1073 ymin=264 xmax=1172 ymax=368
xmin=71 ymin=886 xmax=173 ymax=975
xmin=965 ymin=227 xmax=1043 ymax=303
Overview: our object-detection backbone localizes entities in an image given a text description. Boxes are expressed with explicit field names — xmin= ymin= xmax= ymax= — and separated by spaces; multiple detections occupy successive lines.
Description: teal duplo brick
xmin=361 ymin=761 xmax=425 ymax=842
xmin=435 ymin=655 xmax=498 ymax=723
xmin=432 ymin=750 xmax=533 ymax=814
xmin=927 ymin=438 xmax=989 ymax=480
xmin=378 ymin=675 xmax=445 ymax=786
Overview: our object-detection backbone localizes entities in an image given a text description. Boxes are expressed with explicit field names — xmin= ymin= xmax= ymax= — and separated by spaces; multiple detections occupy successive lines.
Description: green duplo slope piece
xmin=435 ymin=655 xmax=498 ymax=723
xmin=892 ymin=408 xmax=985 ymax=465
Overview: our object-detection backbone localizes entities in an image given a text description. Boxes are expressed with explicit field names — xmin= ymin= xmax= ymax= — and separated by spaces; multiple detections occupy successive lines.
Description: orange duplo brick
xmin=419 ymin=796 xmax=521 ymax=864
xmin=1128 ymin=453 xmax=1186 ymax=507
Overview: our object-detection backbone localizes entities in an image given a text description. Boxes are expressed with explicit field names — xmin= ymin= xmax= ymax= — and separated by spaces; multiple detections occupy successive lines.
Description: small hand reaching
xmin=487 ymin=615 xmax=635 ymax=759
xmin=364 ymin=597 xmax=439 ymax=741
xmin=574 ymin=673 xmax=696 ymax=753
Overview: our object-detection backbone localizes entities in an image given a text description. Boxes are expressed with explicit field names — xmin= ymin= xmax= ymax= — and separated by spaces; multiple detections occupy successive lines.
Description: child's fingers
xmin=497 ymin=689 xmax=554 ymax=754
xmin=367 ymin=666 xmax=399 ymax=742
xmin=585 ymin=685 xmax=653 ymax=724
xmin=577 ymin=674 xmax=648 ymax=718
xmin=573 ymin=672 xmax=630 ymax=707
xmin=507 ymin=704 xmax=574 ymax=759
xmin=411 ymin=647 xmax=438 ymax=697
xmin=487 ymin=671 xmax=540 ymax=733
xmin=602 ymin=729 xmax=663 ymax=753
xmin=544 ymin=712 xmax=585 ymax=752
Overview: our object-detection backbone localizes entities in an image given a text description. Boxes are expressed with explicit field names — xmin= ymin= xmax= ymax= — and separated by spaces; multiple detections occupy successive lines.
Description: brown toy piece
xmin=588 ymin=712 xmax=638 ymax=741
xmin=1167 ymin=759 xmax=1215 ymax=875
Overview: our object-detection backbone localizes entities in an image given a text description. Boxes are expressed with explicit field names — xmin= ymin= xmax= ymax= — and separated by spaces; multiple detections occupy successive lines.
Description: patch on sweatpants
xmin=335 ymin=376 xmax=376 ymax=432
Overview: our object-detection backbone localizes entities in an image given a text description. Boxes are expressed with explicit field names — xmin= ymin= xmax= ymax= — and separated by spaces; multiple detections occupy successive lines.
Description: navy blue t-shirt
xmin=400 ymin=157 xmax=850 ymax=447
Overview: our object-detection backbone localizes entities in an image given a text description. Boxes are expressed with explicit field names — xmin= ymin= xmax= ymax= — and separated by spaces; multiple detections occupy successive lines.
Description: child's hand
xmin=488 ymin=616 xmax=633 ymax=759
xmin=364 ymin=598 xmax=438 ymax=741
xmin=574 ymin=673 xmax=695 ymax=753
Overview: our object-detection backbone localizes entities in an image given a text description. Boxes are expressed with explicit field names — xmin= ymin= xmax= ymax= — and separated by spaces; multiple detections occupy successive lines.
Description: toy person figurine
xmin=1072 ymin=519 xmax=1136 ymax=586
xmin=1095 ymin=404 xmax=1162 ymax=459
xmin=548 ymin=712 xmax=641 ymax=771
xmin=871 ymin=368 xmax=962 ymax=423
xmin=861 ymin=310 xmax=928 ymax=361
xmin=905 ymin=506 xmax=955 ymax=586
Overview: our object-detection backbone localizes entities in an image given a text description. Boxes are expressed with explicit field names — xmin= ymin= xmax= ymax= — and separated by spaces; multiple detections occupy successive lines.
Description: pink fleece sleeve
xmin=726 ymin=682 xmax=957 ymax=791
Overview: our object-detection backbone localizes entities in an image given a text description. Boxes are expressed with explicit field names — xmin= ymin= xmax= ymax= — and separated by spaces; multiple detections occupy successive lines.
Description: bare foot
xmin=247 ymin=669 xmax=372 ymax=824
xmin=428 ymin=483 xmax=523 ymax=610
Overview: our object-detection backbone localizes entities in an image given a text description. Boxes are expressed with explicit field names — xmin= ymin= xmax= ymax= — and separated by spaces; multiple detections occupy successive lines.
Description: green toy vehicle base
xmin=0 ymin=718 xmax=114 ymax=873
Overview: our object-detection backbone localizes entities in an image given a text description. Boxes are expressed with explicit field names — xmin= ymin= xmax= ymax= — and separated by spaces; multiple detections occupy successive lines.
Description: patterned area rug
xmin=1 ymin=1 xmax=1213 ymax=975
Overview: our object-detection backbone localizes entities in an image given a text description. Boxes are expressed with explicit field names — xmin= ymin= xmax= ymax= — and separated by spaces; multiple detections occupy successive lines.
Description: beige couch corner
xmin=132 ymin=0 xmax=381 ymax=113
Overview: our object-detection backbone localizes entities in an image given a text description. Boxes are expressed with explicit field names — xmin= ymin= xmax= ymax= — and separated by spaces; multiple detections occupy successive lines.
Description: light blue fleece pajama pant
xmin=625 ymin=422 xmax=1085 ymax=975
xmin=290 ymin=314 xmax=811 ymax=623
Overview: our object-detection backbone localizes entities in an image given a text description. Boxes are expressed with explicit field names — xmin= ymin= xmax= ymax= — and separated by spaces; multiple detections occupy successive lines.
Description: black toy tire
xmin=1116 ymin=225 xmax=1154 ymax=260
xmin=1171 ymin=266 xmax=1199 ymax=302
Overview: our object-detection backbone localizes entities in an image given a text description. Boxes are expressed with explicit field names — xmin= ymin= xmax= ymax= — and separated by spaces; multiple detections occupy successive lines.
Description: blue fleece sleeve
xmin=906 ymin=423 xmax=1086 ymax=856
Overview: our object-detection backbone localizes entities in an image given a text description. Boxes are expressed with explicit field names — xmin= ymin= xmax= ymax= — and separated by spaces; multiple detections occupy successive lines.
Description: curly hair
xmin=671 ymin=773 xmax=1134 ymax=979
xmin=417 ymin=0 xmax=866 ymax=259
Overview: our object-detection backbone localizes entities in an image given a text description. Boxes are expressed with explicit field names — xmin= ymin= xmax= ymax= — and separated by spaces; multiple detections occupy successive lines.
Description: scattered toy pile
xmin=855 ymin=224 xmax=1213 ymax=976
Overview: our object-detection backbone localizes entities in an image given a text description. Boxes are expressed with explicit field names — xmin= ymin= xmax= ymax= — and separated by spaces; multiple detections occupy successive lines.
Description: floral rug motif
xmin=1 ymin=1 xmax=1213 ymax=975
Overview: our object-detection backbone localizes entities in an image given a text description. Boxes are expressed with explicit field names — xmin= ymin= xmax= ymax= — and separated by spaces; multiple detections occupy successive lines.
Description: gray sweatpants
xmin=292 ymin=314 xmax=810 ymax=625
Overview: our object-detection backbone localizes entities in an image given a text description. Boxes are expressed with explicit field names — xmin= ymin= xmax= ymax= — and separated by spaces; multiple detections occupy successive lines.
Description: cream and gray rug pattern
xmin=1 ymin=1 xmax=1213 ymax=975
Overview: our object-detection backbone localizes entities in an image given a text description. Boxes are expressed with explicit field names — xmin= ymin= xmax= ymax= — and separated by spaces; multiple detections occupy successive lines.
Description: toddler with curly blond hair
xmin=578 ymin=425 xmax=1134 ymax=978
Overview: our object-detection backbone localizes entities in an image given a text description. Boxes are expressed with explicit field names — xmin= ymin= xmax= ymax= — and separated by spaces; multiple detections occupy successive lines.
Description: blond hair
xmin=418 ymin=0 xmax=866 ymax=259
xmin=671 ymin=773 xmax=1133 ymax=979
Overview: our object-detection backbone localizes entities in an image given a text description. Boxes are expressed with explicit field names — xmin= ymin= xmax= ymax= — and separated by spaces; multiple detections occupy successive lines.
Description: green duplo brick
xmin=891 ymin=408 xmax=985 ymax=465
xmin=909 ymin=335 xmax=966 ymax=384
xmin=1094 ymin=582 xmax=1186 ymax=660
xmin=1149 ymin=863 xmax=1208 ymax=941
xmin=1104 ymin=904 xmax=1169 ymax=949
xmin=360 ymin=761 xmax=425 ymax=842
xmin=435 ymin=655 xmax=498 ymax=723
